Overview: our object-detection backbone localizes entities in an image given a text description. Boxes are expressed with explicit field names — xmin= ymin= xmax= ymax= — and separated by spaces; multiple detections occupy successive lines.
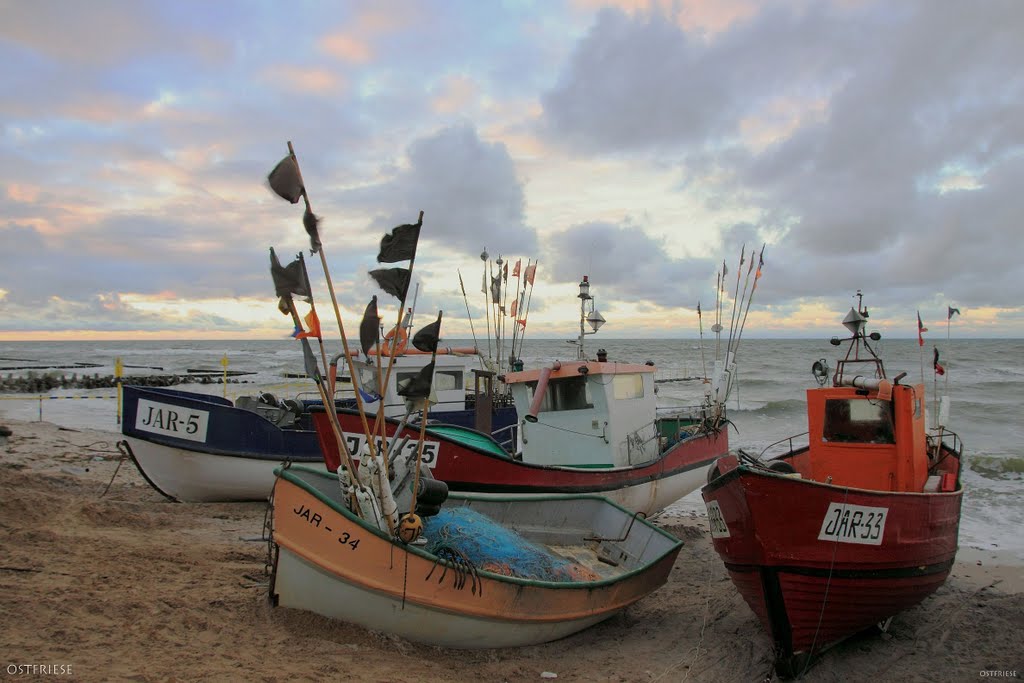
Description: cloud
xmin=540 ymin=4 xmax=856 ymax=153
xmin=346 ymin=123 xmax=539 ymax=257
xmin=542 ymin=220 xmax=720 ymax=308
xmin=541 ymin=1 xmax=1024 ymax=314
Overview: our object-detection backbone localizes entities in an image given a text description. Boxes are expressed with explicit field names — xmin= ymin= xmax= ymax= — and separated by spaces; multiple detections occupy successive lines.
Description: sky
xmin=2 ymin=0 xmax=1022 ymax=342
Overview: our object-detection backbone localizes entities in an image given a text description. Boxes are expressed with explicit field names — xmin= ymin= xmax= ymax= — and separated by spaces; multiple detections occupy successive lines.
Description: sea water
xmin=1 ymin=336 xmax=1021 ymax=559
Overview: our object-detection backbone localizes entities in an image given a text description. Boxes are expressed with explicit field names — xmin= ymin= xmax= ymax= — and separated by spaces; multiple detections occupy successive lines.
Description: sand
xmin=1 ymin=418 xmax=1022 ymax=682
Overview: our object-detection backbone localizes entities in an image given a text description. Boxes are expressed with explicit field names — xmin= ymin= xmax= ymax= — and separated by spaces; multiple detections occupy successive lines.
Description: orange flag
xmin=295 ymin=308 xmax=321 ymax=339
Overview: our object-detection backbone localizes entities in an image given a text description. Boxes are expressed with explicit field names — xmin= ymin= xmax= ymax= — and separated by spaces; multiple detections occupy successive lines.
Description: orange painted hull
xmin=270 ymin=466 xmax=682 ymax=647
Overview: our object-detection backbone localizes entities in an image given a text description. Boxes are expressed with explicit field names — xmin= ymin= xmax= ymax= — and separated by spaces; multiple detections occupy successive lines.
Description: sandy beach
xmin=1 ymin=418 xmax=1021 ymax=683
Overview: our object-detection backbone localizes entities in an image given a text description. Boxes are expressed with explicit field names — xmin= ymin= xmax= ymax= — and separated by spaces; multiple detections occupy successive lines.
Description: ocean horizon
xmin=2 ymin=336 xmax=1021 ymax=560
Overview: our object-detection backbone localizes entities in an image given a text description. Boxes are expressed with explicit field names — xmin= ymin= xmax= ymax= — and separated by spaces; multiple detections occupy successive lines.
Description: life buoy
xmin=380 ymin=326 xmax=408 ymax=355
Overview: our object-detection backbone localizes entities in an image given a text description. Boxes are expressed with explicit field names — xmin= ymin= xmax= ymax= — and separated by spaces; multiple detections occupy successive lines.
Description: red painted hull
xmin=313 ymin=409 xmax=726 ymax=506
xmin=701 ymin=453 xmax=962 ymax=676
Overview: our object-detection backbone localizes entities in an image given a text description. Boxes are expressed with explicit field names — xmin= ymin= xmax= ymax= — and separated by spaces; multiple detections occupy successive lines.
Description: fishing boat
xmin=267 ymin=464 xmax=683 ymax=647
xmin=700 ymin=293 xmax=964 ymax=677
xmin=313 ymin=272 xmax=747 ymax=516
xmin=118 ymin=347 xmax=516 ymax=502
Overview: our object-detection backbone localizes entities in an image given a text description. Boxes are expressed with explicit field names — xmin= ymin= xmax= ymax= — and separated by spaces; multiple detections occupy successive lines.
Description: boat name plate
xmin=817 ymin=502 xmax=888 ymax=546
xmin=706 ymin=501 xmax=731 ymax=538
xmin=343 ymin=434 xmax=441 ymax=468
xmin=135 ymin=399 xmax=210 ymax=442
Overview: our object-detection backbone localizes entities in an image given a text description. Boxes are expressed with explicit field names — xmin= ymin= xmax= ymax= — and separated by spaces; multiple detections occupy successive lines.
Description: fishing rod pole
xmin=727 ymin=245 xmax=766 ymax=401
xmin=725 ymin=244 xmax=746 ymax=359
xmin=457 ymin=269 xmax=484 ymax=370
xmin=697 ymin=301 xmax=708 ymax=380
xmin=514 ymin=260 xmax=538 ymax=365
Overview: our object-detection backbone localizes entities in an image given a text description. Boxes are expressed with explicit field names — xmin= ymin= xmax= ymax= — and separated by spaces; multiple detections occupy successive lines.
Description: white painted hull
xmin=605 ymin=463 xmax=713 ymax=515
xmin=125 ymin=437 xmax=328 ymax=503
xmin=274 ymin=548 xmax=611 ymax=648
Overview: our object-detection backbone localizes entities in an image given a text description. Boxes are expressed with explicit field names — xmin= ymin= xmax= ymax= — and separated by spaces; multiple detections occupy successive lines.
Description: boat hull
xmin=120 ymin=385 xmax=326 ymax=501
xmin=119 ymin=385 xmax=515 ymax=502
xmin=317 ymin=409 xmax=726 ymax=516
xmin=123 ymin=437 xmax=328 ymax=502
xmin=270 ymin=466 xmax=682 ymax=648
xmin=702 ymin=460 xmax=962 ymax=674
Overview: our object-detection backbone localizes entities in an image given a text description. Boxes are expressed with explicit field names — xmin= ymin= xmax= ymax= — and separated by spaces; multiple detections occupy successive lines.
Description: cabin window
xmin=528 ymin=376 xmax=592 ymax=413
xmin=354 ymin=365 xmax=380 ymax=396
xmin=823 ymin=399 xmax=895 ymax=444
xmin=396 ymin=369 xmax=463 ymax=392
xmin=613 ymin=373 xmax=644 ymax=400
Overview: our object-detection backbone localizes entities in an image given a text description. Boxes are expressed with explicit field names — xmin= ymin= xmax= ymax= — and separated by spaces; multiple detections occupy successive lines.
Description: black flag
xmin=267 ymin=156 xmax=303 ymax=204
xmin=270 ymin=248 xmax=312 ymax=301
xmin=359 ymin=296 xmax=380 ymax=356
xmin=397 ymin=361 xmax=435 ymax=399
xmin=412 ymin=317 xmax=441 ymax=353
xmin=377 ymin=212 xmax=422 ymax=263
xmin=369 ymin=267 xmax=411 ymax=300
xmin=300 ymin=338 xmax=321 ymax=382
xmin=303 ymin=206 xmax=321 ymax=254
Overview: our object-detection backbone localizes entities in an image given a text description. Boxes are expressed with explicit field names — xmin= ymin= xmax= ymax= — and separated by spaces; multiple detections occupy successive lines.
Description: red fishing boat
xmin=315 ymin=355 xmax=728 ymax=516
xmin=311 ymin=271 xmax=756 ymax=516
xmin=701 ymin=293 xmax=964 ymax=677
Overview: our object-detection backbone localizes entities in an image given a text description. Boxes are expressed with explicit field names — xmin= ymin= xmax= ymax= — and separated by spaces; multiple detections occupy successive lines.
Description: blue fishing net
xmin=422 ymin=507 xmax=599 ymax=582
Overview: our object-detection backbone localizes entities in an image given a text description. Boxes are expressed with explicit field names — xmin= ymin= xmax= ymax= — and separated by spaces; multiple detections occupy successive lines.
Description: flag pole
xmin=297 ymin=251 xmax=332 ymax=394
xmin=369 ymin=212 xmax=423 ymax=453
xmin=408 ymin=311 xmax=443 ymax=520
xmin=278 ymin=288 xmax=360 ymax=510
xmin=282 ymin=141 xmax=378 ymax=452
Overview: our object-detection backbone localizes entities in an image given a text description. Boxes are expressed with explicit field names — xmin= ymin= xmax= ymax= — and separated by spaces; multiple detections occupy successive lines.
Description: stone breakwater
xmin=0 ymin=373 xmax=250 ymax=393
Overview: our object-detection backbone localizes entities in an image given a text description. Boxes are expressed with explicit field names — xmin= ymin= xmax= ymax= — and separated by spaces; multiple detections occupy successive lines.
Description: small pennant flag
xmin=948 ymin=306 xmax=961 ymax=320
xmin=933 ymin=347 xmax=945 ymax=376
xmin=509 ymin=299 xmax=518 ymax=318
xmin=512 ymin=259 xmax=521 ymax=277
xmin=917 ymin=310 xmax=927 ymax=347
xmin=490 ymin=274 xmax=501 ymax=304
xmin=294 ymin=308 xmax=321 ymax=339
xmin=300 ymin=338 xmax=321 ymax=381
xmin=524 ymin=263 xmax=537 ymax=286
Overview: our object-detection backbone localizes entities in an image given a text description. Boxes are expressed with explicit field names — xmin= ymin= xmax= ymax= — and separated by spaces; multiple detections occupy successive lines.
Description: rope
xmin=652 ymin=530 xmax=716 ymax=682
xmin=101 ymin=444 xmax=128 ymax=497
xmin=799 ymin=486 xmax=850 ymax=677
xmin=525 ymin=420 xmax=608 ymax=440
